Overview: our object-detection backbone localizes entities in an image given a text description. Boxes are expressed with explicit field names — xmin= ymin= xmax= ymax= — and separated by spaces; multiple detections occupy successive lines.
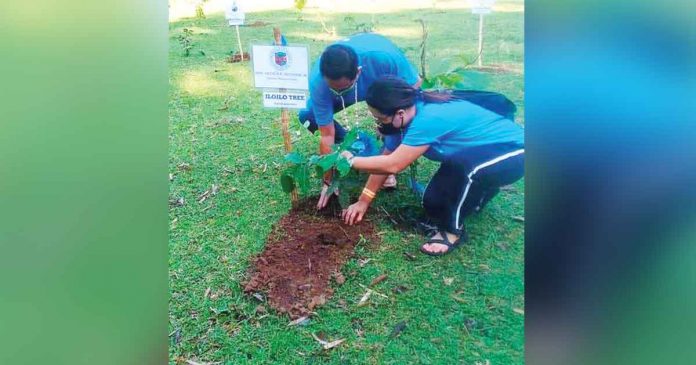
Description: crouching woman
xmin=340 ymin=76 xmax=524 ymax=256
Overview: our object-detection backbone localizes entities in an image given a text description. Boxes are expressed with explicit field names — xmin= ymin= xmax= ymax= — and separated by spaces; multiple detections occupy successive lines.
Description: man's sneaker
xmin=382 ymin=174 xmax=397 ymax=189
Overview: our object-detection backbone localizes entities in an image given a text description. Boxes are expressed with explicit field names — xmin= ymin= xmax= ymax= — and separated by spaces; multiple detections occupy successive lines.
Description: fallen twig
xmin=379 ymin=206 xmax=399 ymax=225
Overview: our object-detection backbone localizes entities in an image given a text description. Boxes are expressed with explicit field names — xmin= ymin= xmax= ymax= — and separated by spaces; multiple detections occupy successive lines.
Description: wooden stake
xmin=477 ymin=13 xmax=484 ymax=67
xmin=273 ymin=27 xmax=297 ymax=202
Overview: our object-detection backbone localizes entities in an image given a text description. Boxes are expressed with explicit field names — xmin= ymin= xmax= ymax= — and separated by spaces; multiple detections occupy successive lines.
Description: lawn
xmin=169 ymin=2 xmax=524 ymax=364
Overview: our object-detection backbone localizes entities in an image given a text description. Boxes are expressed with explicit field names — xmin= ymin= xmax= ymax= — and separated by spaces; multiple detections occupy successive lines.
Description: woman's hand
xmin=342 ymin=200 xmax=369 ymax=225
xmin=340 ymin=151 xmax=354 ymax=160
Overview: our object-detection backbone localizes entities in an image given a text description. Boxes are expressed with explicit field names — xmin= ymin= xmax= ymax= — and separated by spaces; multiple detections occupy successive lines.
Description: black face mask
xmin=377 ymin=123 xmax=402 ymax=135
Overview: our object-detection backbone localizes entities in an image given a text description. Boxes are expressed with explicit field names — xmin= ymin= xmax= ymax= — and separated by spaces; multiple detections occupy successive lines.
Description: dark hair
xmin=320 ymin=44 xmax=359 ymax=80
xmin=366 ymin=75 xmax=455 ymax=116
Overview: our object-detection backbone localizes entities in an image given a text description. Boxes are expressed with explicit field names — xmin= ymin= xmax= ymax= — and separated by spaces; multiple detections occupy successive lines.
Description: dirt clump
xmin=243 ymin=196 xmax=377 ymax=319
xmin=227 ymin=52 xmax=250 ymax=63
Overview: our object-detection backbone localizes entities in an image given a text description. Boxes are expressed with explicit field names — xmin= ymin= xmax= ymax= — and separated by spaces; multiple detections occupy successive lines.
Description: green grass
xmin=169 ymin=3 xmax=524 ymax=364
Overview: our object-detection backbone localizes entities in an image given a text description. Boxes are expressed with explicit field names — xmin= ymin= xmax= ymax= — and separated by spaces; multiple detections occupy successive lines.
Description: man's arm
xmin=318 ymin=123 xmax=336 ymax=183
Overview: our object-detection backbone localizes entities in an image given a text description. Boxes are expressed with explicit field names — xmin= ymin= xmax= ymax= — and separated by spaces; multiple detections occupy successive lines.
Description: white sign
xmin=252 ymin=45 xmax=309 ymax=90
xmin=262 ymin=90 xmax=308 ymax=109
xmin=225 ymin=1 xmax=245 ymax=26
xmin=469 ymin=0 xmax=495 ymax=14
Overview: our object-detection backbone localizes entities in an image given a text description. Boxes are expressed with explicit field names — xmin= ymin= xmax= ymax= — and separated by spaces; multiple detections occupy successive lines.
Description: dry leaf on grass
xmin=513 ymin=308 xmax=525 ymax=315
xmin=512 ymin=216 xmax=525 ymax=223
xmin=357 ymin=289 xmax=372 ymax=307
xmin=197 ymin=190 xmax=211 ymax=203
xmin=288 ymin=316 xmax=310 ymax=326
xmin=443 ymin=277 xmax=454 ymax=286
xmin=252 ymin=293 xmax=265 ymax=302
xmin=451 ymin=294 xmax=467 ymax=303
xmin=357 ymin=258 xmax=372 ymax=267
xmin=311 ymin=333 xmax=346 ymax=350
xmin=370 ymin=274 xmax=388 ymax=287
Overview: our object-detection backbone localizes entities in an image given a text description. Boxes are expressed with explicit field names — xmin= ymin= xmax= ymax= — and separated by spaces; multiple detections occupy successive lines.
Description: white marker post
xmin=225 ymin=1 xmax=246 ymax=60
xmin=470 ymin=0 xmax=495 ymax=67
xmin=251 ymin=29 xmax=309 ymax=203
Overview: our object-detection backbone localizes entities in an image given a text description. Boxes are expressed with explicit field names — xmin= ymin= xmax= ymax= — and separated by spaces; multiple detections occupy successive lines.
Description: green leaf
xmin=326 ymin=180 xmax=339 ymax=196
xmin=317 ymin=153 xmax=338 ymax=172
xmin=308 ymin=155 xmax=320 ymax=165
xmin=280 ymin=174 xmax=295 ymax=193
xmin=284 ymin=152 xmax=304 ymax=165
xmin=336 ymin=156 xmax=352 ymax=177
xmin=314 ymin=164 xmax=325 ymax=177
xmin=338 ymin=129 xmax=359 ymax=151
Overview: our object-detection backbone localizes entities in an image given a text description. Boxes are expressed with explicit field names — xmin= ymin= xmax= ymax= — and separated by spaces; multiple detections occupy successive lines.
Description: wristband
xmin=348 ymin=155 xmax=355 ymax=167
xmin=361 ymin=187 xmax=376 ymax=199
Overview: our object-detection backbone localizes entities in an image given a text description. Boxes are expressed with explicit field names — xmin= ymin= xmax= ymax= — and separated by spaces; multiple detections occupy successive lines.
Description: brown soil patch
xmin=227 ymin=52 xmax=250 ymax=63
xmin=247 ymin=21 xmax=271 ymax=27
xmin=243 ymin=196 xmax=377 ymax=319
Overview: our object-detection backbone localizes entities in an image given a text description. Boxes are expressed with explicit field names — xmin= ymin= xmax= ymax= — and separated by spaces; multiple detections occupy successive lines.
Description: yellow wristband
xmin=362 ymin=188 xmax=376 ymax=199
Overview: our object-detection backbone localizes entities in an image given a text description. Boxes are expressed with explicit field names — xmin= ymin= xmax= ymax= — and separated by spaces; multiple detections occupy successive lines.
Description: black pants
xmin=422 ymin=143 xmax=524 ymax=235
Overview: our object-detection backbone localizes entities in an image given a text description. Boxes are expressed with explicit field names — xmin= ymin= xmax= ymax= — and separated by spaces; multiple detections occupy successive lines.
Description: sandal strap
xmin=424 ymin=235 xmax=456 ymax=248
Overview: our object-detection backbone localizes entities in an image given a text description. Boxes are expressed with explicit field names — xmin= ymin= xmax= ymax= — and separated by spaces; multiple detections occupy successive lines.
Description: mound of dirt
xmin=243 ymin=196 xmax=377 ymax=319
xmin=227 ymin=52 xmax=250 ymax=63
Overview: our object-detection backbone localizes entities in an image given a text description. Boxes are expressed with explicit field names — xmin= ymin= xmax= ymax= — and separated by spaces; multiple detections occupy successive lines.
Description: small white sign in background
xmin=225 ymin=1 xmax=245 ymax=26
xmin=252 ymin=45 xmax=309 ymax=90
xmin=262 ymin=89 xmax=307 ymax=109
xmin=469 ymin=0 xmax=496 ymax=14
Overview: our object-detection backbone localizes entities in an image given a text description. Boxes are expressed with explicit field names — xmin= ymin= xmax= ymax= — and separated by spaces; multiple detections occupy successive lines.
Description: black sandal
xmin=419 ymin=231 xmax=465 ymax=257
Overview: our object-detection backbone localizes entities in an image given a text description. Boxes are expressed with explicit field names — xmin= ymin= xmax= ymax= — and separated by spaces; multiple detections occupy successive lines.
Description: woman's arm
xmin=342 ymin=148 xmax=393 ymax=225
xmin=345 ymin=144 xmax=429 ymax=175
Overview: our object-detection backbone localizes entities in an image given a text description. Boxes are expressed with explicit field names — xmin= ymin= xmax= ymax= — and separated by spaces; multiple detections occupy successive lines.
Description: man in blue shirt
xmin=298 ymin=33 xmax=421 ymax=209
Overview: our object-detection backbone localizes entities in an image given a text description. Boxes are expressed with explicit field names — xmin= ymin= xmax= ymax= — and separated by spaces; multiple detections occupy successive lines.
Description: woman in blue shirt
xmin=340 ymin=76 xmax=524 ymax=256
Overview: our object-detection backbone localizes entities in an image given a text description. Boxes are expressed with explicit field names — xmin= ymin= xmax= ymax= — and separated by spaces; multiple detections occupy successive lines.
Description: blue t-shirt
xmin=307 ymin=33 xmax=419 ymax=126
xmin=384 ymin=100 xmax=524 ymax=162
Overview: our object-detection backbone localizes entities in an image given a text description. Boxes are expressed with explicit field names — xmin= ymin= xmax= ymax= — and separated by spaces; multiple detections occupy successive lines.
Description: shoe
xmin=382 ymin=174 xmax=397 ymax=189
